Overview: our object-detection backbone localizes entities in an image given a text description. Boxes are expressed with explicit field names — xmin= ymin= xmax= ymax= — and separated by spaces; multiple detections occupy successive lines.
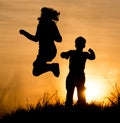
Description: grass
xmin=0 ymin=85 xmax=120 ymax=122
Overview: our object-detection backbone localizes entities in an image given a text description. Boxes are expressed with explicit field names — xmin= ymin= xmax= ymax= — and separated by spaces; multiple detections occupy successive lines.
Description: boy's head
xmin=75 ymin=36 xmax=86 ymax=50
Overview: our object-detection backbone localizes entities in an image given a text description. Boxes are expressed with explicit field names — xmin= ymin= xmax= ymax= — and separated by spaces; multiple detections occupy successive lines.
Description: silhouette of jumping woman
xmin=60 ymin=36 xmax=96 ymax=107
xmin=19 ymin=7 xmax=62 ymax=77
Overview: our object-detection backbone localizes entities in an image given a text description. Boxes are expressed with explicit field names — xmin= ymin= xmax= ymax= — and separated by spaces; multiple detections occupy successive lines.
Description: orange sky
xmin=0 ymin=0 xmax=120 ymax=113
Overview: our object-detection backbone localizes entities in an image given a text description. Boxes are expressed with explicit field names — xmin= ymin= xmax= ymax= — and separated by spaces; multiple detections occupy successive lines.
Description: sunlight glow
xmin=85 ymin=81 xmax=106 ymax=103
xmin=86 ymin=84 xmax=100 ymax=101
xmin=73 ymin=80 xmax=108 ymax=104
xmin=73 ymin=87 xmax=78 ymax=102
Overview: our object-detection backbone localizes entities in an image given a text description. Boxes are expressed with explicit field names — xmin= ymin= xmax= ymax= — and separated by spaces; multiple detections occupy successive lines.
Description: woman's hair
xmin=39 ymin=7 xmax=60 ymax=21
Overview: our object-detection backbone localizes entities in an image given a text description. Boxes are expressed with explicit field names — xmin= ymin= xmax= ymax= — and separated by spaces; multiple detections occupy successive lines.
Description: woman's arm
xmin=52 ymin=22 xmax=62 ymax=42
xmin=19 ymin=29 xmax=38 ymax=42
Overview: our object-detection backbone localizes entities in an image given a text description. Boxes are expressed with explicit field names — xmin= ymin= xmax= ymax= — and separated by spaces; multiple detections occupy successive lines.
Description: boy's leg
xmin=65 ymin=76 xmax=75 ymax=107
xmin=77 ymin=86 xmax=86 ymax=106
xmin=65 ymin=90 xmax=74 ymax=108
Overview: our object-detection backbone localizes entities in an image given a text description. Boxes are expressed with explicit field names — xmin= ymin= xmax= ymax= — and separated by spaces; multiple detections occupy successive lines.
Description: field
xmin=0 ymin=90 xmax=120 ymax=122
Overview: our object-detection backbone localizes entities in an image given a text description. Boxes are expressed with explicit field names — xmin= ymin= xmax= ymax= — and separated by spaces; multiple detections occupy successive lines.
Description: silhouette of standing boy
xmin=19 ymin=7 xmax=62 ymax=77
xmin=60 ymin=36 xmax=96 ymax=107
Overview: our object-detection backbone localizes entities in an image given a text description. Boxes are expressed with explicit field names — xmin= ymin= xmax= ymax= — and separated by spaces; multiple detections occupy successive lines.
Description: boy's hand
xmin=88 ymin=48 xmax=94 ymax=53
xmin=60 ymin=52 xmax=69 ymax=59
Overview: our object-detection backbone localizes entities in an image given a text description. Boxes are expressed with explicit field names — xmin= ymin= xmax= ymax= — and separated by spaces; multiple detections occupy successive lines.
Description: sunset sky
xmin=0 ymin=0 xmax=120 ymax=113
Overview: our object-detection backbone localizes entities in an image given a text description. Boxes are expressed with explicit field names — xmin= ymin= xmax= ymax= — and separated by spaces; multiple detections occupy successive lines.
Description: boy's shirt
xmin=62 ymin=50 xmax=95 ymax=75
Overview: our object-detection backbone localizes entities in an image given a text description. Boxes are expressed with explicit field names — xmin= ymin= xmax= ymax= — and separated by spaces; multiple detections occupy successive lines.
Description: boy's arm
xmin=60 ymin=51 xmax=70 ymax=59
xmin=88 ymin=48 xmax=96 ymax=60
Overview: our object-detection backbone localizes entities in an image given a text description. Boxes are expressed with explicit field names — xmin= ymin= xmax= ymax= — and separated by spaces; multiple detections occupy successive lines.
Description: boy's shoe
xmin=52 ymin=63 xmax=60 ymax=77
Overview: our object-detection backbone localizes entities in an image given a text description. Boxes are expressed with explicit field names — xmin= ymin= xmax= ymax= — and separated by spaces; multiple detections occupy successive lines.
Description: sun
xmin=85 ymin=81 xmax=105 ymax=103
xmin=85 ymin=83 xmax=100 ymax=102
xmin=73 ymin=80 xmax=106 ymax=104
